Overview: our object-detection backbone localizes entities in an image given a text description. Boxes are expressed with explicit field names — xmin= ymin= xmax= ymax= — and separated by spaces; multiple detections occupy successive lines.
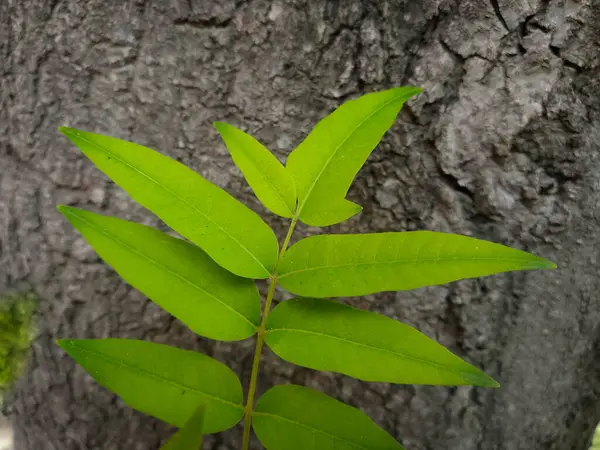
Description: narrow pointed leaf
xmin=57 ymin=339 xmax=243 ymax=433
xmin=160 ymin=403 xmax=205 ymax=450
xmin=286 ymin=87 xmax=422 ymax=227
xmin=59 ymin=127 xmax=278 ymax=278
xmin=58 ymin=206 xmax=259 ymax=341
xmin=279 ymin=232 xmax=556 ymax=297
xmin=266 ymin=298 xmax=498 ymax=386
xmin=253 ymin=384 xmax=403 ymax=450
xmin=214 ymin=122 xmax=296 ymax=218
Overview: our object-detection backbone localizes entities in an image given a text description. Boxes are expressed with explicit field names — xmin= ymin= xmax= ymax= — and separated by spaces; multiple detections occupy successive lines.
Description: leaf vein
xmin=268 ymin=328 xmax=472 ymax=375
xmin=296 ymin=91 xmax=410 ymax=217
xmin=252 ymin=412 xmax=371 ymax=449
xmin=279 ymin=256 xmax=542 ymax=278
xmin=67 ymin=343 xmax=244 ymax=410
xmin=72 ymin=132 xmax=269 ymax=275
xmin=63 ymin=209 xmax=257 ymax=328
xmin=237 ymin=151 xmax=294 ymax=217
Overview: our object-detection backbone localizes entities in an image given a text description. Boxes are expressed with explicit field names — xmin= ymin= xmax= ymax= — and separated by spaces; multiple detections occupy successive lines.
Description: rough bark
xmin=1 ymin=0 xmax=599 ymax=449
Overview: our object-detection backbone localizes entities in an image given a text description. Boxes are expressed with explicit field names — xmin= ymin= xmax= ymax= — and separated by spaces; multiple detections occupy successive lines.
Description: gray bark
xmin=1 ymin=0 xmax=599 ymax=449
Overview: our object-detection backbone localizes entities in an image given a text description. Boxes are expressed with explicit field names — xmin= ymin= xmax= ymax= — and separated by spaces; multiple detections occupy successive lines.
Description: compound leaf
xmin=286 ymin=87 xmax=421 ymax=227
xmin=160 ymin=403 xmax=205 ymax=450
xmin=60 ymin=127 xmax=278 ymax=279
xmin=278 ymin=232 xmax=556 ymax=297
xmin=253 ymin=384 xmax=403 ymax=450
xmin=266 ymin=298 xmax=497 ymax=387
xmin=215 ymin=122 xmax=296 ymax=218
xmin=58 ymin=206 xmax=259 ymax=341
xmin=57 ymin=339 xmax=243 ymax=433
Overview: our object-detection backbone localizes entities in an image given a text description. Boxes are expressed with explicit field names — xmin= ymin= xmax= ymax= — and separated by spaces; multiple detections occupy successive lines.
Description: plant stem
xmin=241 ymin=216 xmax=298 ymax=450
xmin=241 ymin=277 xmax=275 ymax=449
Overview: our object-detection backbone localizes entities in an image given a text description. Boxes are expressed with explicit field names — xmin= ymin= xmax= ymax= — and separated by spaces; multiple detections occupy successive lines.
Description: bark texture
xmin=1 ymin=0 xmax=599 ymax=449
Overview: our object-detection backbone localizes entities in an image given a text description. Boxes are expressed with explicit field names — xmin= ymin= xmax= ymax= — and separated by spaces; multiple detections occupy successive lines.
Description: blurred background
xmin=1 ymin=0 xmax=599 ymax=449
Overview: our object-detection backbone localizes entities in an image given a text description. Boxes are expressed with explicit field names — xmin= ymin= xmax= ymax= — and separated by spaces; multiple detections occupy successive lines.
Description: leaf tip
xmin=55 ymin=339 xmax=70 ymax=350
xmin=528 ymin=256 xmax=557 ymax=270
xmin=213 ymin=121 xmax=229 ymax=133
xmin=391 ymin=85 xmax=424 ymax=100
xmin=478 ymin=375 xmax=501 ymax=388
xmin=56 ymin=204 xmax=77 ymax=217
xmin=56 ymin=205 xmax=74 ymax=219
xmin=346 ymin=201 xmax=363 ymax=221
xmin=343 ymin=199 xmax=363 ymax=218
xmin=58 ymin=126 xmax=77 ymax=138
xmin=462 ymin=370 xmax=500 ymax=388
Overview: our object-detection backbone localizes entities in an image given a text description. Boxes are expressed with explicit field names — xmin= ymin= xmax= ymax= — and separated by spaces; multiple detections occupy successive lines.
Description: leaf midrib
xmin=266 ymin=328 xmax=475 ymax=378
xmin=252 ymin=411 xmax=384 ymax=450
xmin=230 ymin=138 xmax=294 ymax=217
xmin=65 ymin=342 xmax=244 ymax=409
xmin=295 ymin=91 xmax=413 ymax=218
xmin=279 ymin=255 xmax=544 ymax=279
xmin=70 ymin=131 xmax=269 ymax=276
xmin=63 ymin=209 xmax=257 ymax=329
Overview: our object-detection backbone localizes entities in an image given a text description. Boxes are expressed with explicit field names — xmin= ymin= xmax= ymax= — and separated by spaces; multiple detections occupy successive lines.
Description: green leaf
xmin=286 ymin=87 xmax=422 ymax=227
xmin=59 ymin=127 xmax=278 ymax=279
xmin=214 ymin=122 xmax=297 ymax=218
xmin=57 ymin=339 xmax=243 ymax=433
xmin=160 ymin=403 xmax=205 ymax=450
xmin=279 ymin=232 xmax=556 ymax=297
xmin=253 ymin=384 xmax=403 ymax=450
xmin=266 ymin=298 xmax=497 ymax=387
xmin=58 ymin=206 xmax=259 ymax=341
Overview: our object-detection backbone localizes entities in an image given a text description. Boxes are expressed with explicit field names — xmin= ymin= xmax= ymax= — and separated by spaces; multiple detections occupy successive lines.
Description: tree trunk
xmin=1 ymin=0 xmax=599 ymax=449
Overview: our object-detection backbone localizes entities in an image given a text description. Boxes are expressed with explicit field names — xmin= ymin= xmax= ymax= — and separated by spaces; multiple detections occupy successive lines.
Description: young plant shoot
xmin=56 ymin=87 xmax=556 ymax=450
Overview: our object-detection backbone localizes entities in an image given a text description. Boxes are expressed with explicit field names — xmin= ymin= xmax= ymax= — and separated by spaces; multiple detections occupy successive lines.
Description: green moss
xmin=0 ymin=292 xmax=36 ymax=395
